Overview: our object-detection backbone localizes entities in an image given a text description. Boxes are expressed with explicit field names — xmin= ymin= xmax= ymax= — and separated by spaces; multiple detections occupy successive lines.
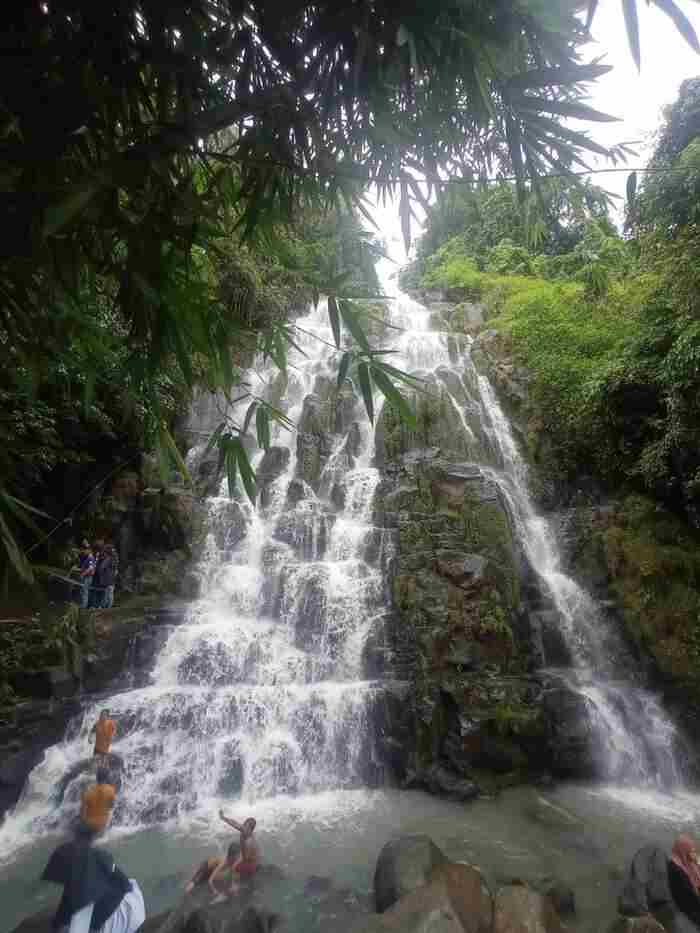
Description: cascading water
xmin=377 ymin=257 xmax=682 ymax=788
xmin=0 ymin=233 xmax=684 ymax=862
xmin=0 ymin=297 xmax=397 ymax=850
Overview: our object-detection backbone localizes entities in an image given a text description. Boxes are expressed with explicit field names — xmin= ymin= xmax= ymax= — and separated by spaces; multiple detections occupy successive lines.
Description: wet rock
xmin=360 ymin=881 xmax=463 ymax=933
xmin=421 ymin=763 xmax=480 ymax=801
xmin=434 ymin=553 xmax=489 ymax=588
xmin=528 ymin=611 xmax=571 ymax=668
xmin=178 ymin=571 xmax=201 ymax=600
xmin=257 ymin=446 xmax=291 ymax=486
xmin=286 ymin=478 xmax=310 ymax=507
xmin=494 ymin=885 xmax=565 ymax=933
xmin=9 ymin=668 xmax=78 ymax=701
xmin=304 ymin=875 xmax=334 ymax=897
xmin=432 ymin=862 xmax=494 ymax=933
xmin=545 ymin=881 xmax=576 ymax=917
xmin=218 ymin=739 xmax=244 ymax=795
xmin=208 ymin=500 xmax=248 ymax=550
xmin=542 ymin=685 xmax=598 ymax=777
xmin=374 ymin=834 xmax=448 ymax=912
xmin=346 ymin=422 xmax=363 ymax=459
xmin=606 ymin=918 xmax=667 ymax=933
xmin=334 ymin=386 xmax=358 ymax=434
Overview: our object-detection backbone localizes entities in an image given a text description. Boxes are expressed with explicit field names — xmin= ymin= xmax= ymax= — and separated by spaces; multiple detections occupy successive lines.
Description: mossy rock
xmin=599 ymin=494 xmax=700 ymax=687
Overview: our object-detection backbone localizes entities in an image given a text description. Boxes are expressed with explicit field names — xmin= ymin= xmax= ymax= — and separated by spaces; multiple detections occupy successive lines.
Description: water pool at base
xmin=3 ymin=783 xmax=700 ymax=933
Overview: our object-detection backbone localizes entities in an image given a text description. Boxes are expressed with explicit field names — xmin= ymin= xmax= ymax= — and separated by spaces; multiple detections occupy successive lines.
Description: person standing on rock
xmin=89 ymin=539 xmax=106 ymax=608
xmin=92 ymin=709 xmax=117 ymax=769
xmin=96 ymin=543 xmax=117 ymax=609
xmin=79 ymin=766 xmax=117 ymax=837
xmin=73 ymin=540 xmax=96 ymax=609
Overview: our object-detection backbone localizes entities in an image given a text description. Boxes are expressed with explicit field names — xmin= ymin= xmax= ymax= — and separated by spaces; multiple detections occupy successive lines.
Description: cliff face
xmin=375 ymin=453 xmax=551 ymax=796
xmin=372 ymin=287 xmax=700 ymax=796
xmin=465 ymin=298 xmax=700 ymax=757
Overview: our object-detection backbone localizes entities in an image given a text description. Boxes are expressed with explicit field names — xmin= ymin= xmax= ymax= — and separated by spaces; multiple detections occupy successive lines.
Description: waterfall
xmin=0 ymin=240 xmax=683 ymax=858
xmin=381 ymin=260 xmax=682 ymax=788
xmin=0 ymin=298 xmax=396 ymax=850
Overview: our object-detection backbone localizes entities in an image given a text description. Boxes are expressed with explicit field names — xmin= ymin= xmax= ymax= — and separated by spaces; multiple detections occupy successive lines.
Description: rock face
xmin=378 ymin=451 xmax=552 ymax=791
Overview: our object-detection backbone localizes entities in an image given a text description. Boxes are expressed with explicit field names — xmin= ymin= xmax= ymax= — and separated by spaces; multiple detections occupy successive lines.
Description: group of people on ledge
xmin=41 ymin=709 xmax=260 ymax=933
xmin=72 ymin=538 xmax=119 ymax=609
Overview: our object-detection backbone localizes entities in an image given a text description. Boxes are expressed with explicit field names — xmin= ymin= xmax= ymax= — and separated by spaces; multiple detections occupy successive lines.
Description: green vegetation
xmin=407 ymin=79 xmax=700 ymax=522
xmin=602 ymin=495 xmax=700 ymax=686
xmin=5 ymin=0 xmax=700 ymax=586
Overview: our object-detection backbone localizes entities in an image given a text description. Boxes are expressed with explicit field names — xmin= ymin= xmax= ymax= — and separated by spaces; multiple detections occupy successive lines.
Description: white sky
xmin=376 ymin=0 xmax=700 ymax=253
xmin=582 ymin=0 xmax=700 ymax=199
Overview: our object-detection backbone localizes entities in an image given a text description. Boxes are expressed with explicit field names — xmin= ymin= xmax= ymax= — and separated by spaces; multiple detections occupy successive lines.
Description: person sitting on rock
xmin=42 ymin=834 xmax=144 ymax=933
xmin=184 ymin=843 xmax=239 ymax=897
xmin=92 ymin=709 xmax=117 ymax=767
xmin=218 ymin=810 xmax=260 ymax=893
xmin=668 ymin=835 xmax=700 ymax=928
xmin=79 ymin=767 xmax=117 ymax=837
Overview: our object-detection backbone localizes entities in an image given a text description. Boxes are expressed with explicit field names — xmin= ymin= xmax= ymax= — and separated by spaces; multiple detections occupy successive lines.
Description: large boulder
xmin=361 ymin=860 xmax=492 ymax=933
xmin=493 ymin=885 xmax=565 ymax=933
xmin=374 ymin=835 xmax=448 ymax=912
xmin=542 ymin=683 xmax=598 ymax=778
xmin=356 ymin=881 xmax=463 ymax=933
xmin=430 ymin=862 xmax=493 ymax=933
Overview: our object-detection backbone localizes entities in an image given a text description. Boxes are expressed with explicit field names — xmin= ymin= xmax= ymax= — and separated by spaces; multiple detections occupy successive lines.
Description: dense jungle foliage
xmin=402 ymin=77 xmax=700 ymax=528
xmin=2 ymin=0 xmax=700 ymax=587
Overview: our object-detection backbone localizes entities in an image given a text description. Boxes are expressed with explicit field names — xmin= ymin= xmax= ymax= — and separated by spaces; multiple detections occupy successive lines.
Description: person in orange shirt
xmin=92 ymin=709 xmax=117 ymax=768
xmin=79 ymin=767 xmax=116 ymax=836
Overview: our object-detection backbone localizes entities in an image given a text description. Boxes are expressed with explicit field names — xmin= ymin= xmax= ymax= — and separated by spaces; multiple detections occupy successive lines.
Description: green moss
xmin=461 ymin=498 xmax=519 ymax=610
xmin=603 ymin=495 xmax=700 ymax=684
xmin=421 ymin=247 xmax=661 ymax=478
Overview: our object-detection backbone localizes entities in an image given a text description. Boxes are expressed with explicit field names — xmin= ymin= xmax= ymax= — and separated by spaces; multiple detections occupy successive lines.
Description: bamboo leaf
xmin=338 ymin=300 xmax=371 ymax=352
xmin=205 ymin=422 xmax=226 ymax=456
xmin=233 ymin=437 xmax=257 ymax=502
xmin=370 ymin=364 xmax=417 ymax=429
xmin=357 ymin=362 xmax=374 ymax=424
xmin=505 ymin=62 xmax=613 ymax=92
xmin=652 ymin=0 xmax=700 ymax=54
xmin=0 ymin=507 xmax=33 ymax=582
xmin=2 ymin=494 xmax=52 ymax=524
xmin=159 ymin=424 xmax=192 ymax=487
xmin=514 ymin=96 xmax=619 ymax=122
xmin=622 ymin=0 xmax=641 ymax=71
xmin=586 ymin=0 xmax=600 ymax=30
xmin=337 ymin=351 xmax=352 ymax=388
xmin=328 ymin=295 xmax=341 ymax=348
xmin=243 ymin=400 xmax=257 ymax=437
xmin=256 ymin=404 xmax=270 ymax=450
xmin=224 ymin=438 xmax=238 ymax=498
xmin=399 ymin=181 xmax=411 ymax=252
